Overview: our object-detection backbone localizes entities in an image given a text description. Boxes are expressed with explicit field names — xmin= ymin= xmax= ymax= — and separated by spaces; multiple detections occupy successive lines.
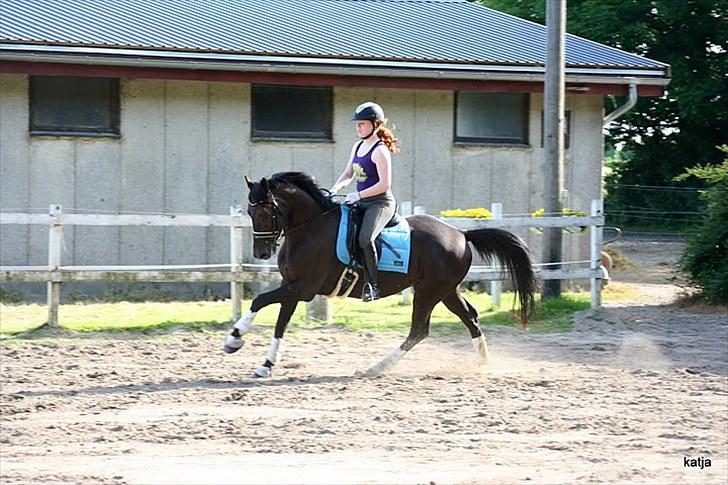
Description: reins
xmin=249 ymin=193 xmax=340 ymax=250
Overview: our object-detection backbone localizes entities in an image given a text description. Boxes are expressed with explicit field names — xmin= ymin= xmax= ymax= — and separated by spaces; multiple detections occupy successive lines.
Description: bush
xmin=675 ymin=146 xmax=728 ymax=303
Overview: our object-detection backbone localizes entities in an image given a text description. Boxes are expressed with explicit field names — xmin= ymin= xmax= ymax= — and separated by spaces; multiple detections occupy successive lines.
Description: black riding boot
xmin=361 ymin=243 xmax=381 ymax=302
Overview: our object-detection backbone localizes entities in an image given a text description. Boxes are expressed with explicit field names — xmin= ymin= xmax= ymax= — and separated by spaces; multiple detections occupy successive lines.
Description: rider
xmin=330 ymin=102 xmax=399 ymax=302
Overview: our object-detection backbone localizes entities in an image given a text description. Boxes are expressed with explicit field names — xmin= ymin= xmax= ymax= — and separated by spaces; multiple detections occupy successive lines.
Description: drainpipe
xmin=604 ymin=81 xmax=638 ymax=124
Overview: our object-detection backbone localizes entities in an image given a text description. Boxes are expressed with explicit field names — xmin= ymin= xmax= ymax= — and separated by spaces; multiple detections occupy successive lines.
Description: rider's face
xmin=355 ymin=120 xmax=374 ymax=138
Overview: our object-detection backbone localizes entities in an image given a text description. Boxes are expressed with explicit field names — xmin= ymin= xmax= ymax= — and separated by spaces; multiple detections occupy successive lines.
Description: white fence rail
xmin=1 ymin=200 xmax=604 ymax=327
xmin=407 ymin=199 xmax=605 ymax=308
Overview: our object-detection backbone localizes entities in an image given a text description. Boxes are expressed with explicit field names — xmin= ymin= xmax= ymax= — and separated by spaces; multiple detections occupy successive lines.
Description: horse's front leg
xmin=252 ymin=297 xmax=299 ymax=378
xmin=223 ymin=285 xmax=296 ymax=354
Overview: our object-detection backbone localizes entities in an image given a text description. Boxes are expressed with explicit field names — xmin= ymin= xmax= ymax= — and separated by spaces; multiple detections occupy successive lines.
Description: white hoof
xmin=223 ymin=335 xmax=245 ymax=354
xmin=252 ymin=365 xmax=272 ymax=378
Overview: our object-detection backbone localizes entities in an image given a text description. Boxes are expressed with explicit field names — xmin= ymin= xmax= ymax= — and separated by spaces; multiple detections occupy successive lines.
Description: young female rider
xmin=330 ymin=102 xmax=399 ymax=302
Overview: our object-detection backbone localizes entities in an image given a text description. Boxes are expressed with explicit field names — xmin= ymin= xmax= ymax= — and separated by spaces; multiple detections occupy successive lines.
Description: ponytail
xmin=376 ymin=121 xmax=400 ymax=154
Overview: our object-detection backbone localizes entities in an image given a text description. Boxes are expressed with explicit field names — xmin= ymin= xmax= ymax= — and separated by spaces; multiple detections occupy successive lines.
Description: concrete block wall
xmin=1 ymin=73 xmax=603 ymax=280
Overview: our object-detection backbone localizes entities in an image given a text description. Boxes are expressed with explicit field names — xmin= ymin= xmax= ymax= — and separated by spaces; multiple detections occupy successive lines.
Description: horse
xmin=224 ymin=172 xmax=537 ymax=378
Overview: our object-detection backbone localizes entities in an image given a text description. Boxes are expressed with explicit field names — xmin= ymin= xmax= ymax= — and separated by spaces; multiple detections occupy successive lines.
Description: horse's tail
xmin=464 ymin=229 xmax=538 ymax=326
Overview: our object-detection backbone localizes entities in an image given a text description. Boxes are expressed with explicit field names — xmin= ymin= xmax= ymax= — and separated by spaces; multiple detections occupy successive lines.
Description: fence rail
xmin=1 ymin=200 xmax=604 ymax=327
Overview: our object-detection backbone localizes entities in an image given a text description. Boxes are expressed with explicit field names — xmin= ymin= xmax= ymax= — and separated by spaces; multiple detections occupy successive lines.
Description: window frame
xmin=251 ymin=84 xmax=333 ymax=142
xmin=29 ymin=75 xmax=121 ymax=137
xmin=453 ymin=92 xmax=530 ymax=146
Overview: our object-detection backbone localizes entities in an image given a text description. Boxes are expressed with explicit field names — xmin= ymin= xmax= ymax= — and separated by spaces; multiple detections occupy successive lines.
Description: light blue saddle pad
xmin=335 ymin=205 xmax=411 ymax=274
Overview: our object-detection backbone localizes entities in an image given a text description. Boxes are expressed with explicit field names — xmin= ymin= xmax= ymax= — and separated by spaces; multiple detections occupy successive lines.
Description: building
xmin=0 ymin=0 xmax=670 ymax=298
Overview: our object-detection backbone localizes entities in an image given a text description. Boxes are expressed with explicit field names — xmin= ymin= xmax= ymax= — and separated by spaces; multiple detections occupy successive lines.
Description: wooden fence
xmin=1 ymin=200 xmax=604 ymax=327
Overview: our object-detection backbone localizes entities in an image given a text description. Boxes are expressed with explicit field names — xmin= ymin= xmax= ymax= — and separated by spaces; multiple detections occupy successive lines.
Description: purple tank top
xmin=352 ymin=141 xmax=383 ymax=192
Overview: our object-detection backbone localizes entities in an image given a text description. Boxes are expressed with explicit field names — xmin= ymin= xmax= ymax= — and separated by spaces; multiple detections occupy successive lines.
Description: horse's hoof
xmin=223 ymin=335 xmax=244 ymax=354
xmin=251 ymin=365 xmax=271 ymax=378
xmin=363 ymin=365 xmax=384 ymax=377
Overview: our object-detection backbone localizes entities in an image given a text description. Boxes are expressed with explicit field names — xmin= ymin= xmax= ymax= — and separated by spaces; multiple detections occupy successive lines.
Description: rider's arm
xmin=357 ymin=145 xmax=391 ymax=199
xmin=330 ymin=145 xmax=357 ymax=194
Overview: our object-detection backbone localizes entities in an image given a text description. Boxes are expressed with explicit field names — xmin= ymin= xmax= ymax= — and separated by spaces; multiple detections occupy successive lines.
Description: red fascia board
xmin=0 ymin=61 xmax=665 ymax=96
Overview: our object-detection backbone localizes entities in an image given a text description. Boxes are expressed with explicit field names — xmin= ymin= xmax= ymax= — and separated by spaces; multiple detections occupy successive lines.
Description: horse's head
xmin=246 ymin=176 xmax=285 ymax=259
xmin=245 ymin=172 xmax=338 ymax=259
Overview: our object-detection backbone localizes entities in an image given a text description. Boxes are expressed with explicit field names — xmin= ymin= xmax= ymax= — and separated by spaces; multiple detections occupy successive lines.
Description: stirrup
xmin=362 ymin=283 xmax=380 ymax=302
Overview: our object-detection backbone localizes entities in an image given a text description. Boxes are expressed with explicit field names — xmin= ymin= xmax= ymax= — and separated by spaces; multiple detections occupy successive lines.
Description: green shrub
xmin=675 ymin=146 xmax=728 ymax=303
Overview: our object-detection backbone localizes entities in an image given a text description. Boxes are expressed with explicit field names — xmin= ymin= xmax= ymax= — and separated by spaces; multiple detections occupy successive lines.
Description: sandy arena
xmin=1 ymin=240 xmax=726 ymax=484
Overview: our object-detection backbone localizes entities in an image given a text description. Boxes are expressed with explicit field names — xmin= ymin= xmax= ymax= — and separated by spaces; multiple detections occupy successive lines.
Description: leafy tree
xmin=479 ymin=0 xmax=728 ymax=227
xmin=675 ymin=146 xmax=728 ymax=303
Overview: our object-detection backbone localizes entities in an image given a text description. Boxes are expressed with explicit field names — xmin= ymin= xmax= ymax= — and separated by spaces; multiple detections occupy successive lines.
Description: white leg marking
xmin=252 ymin=337 xmax=284 ymax=378
xmin=234 ymin=310 xmax=257 ymax=335
xmin=265 ymin=337 xmax=284 ymax=365
xmin=366 ymin=348 xmax=407 ymax=376
xmin=473 ymin=335 xmax=490 ymax=364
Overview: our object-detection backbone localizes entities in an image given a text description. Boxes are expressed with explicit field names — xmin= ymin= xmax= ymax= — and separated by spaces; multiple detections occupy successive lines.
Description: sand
xmin=1 ymin=240 xmax=726 ymax=484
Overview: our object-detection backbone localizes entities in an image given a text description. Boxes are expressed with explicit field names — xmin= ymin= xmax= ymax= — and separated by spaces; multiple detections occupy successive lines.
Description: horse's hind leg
xmin=442 ymin=290 xmax=490 ymax=364
xmin=365 ymin=291 xmax=438 ymax=377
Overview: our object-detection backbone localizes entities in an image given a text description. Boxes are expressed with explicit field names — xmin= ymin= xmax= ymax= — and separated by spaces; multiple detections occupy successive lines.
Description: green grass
xmin=0 ymin=286 xmax=634 ymax=338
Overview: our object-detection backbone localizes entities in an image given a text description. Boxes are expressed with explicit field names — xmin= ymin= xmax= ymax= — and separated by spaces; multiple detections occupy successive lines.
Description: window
xmin=454 ymin=92 xmax=529 ymax=145
xmin=251 ymin=84 xmax=332 ymax=140
xmin=30 ymin=76 xmax=120 ymax=135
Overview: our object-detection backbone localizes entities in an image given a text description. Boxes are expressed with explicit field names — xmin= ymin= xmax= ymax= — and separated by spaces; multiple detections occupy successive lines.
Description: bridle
xmin=248 ymin=195 xmax=287 ymax=251
xmin=249 ymin=187 xmax=340 ymax=253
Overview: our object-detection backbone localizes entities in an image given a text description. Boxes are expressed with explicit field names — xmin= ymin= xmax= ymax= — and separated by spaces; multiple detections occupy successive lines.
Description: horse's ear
xmin=244 ymin=175 xmax=253 ymax=189
xmin=261 ymin=177 xmax=269 ymax=192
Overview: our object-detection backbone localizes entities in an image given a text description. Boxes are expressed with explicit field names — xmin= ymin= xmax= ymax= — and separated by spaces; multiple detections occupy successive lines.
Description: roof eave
xmin=0 ymin=44 xmax=671 ymax=87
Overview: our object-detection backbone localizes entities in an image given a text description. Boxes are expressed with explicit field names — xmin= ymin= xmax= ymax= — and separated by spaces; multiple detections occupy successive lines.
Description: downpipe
xmin=604 ymin=81 xmax=638 ymax=125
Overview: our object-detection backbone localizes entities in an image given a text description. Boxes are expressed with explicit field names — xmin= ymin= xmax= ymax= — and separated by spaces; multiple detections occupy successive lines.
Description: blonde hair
xmin=375 ymin=121 xmax=399 ymax=154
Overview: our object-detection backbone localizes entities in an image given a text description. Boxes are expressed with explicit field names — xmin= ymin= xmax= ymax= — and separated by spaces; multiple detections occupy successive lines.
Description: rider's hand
xmin=344 ymin=192 xmax=361 ymax=204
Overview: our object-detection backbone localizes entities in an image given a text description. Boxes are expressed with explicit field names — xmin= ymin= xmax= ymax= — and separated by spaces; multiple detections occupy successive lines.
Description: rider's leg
xmin=361 ymin=242 xmax=380 ymax=302
xmin=357 ymin=194 xmax=396 ymax=302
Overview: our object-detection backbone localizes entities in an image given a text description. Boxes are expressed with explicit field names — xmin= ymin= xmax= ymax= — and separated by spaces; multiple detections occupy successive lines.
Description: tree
xmin=675 ymin=147 xmax=728 ymax=303
xmin=479 ymin=0 xmax=728 ymax=226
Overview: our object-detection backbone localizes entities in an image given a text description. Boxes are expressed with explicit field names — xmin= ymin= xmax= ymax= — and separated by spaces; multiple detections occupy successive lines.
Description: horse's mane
xmin=269 ymin=172 xmax=338 ymax=210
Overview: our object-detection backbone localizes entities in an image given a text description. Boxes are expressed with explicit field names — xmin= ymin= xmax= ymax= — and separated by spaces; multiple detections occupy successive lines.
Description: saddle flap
xmin=336 ymin=205 xmax=411 ymax=274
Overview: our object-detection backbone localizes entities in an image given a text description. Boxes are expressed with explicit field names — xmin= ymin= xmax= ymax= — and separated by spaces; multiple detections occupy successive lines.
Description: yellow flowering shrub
xmin=531 ymin=208 xmax=586 ymax=217
xmin=440 ymin=208 xmax=493 ymax=219
xmin=531 ymin=207 xmax=588 ymax=233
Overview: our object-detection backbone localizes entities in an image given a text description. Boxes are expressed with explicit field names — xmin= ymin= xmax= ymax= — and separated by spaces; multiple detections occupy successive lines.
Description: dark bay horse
xmin=224 ymin=172 xmax=537 ymax=377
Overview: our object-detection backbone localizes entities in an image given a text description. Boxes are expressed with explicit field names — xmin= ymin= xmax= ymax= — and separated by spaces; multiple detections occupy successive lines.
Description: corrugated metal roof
xmin=0 ymin=0 xmax=668 ymax=74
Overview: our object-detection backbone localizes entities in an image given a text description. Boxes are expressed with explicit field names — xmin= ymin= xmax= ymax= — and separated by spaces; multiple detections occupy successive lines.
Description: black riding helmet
xmin=352 ymin=102 xmax=385 ymax=122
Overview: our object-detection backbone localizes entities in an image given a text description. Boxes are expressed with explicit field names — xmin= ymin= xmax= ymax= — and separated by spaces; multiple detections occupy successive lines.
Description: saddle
xmin=345 ymin=205 xmax=404 ymax=266
xmin=331 ymin=205 xmax=411 ymax=297
xmin=329 ymin=204 xmax=412 ymax=297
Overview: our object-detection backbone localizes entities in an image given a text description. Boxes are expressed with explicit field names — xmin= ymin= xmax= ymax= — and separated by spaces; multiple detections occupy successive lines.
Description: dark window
xmin=251 ymin=85 xmax=332 ymax=140
xmin=540 ymin=110 xmax=572 ymax=149
xmin=30 ymin=76 xmax=120 ymax=136
xmin=454 ymin=92 xmax=529 ymax=145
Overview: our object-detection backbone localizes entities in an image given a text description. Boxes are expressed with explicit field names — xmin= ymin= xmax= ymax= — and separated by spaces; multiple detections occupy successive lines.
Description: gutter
xmin=603 ymin=81 xmax=639 ymax=124
xmin=0 ymin=44 xmax=671 ymax=87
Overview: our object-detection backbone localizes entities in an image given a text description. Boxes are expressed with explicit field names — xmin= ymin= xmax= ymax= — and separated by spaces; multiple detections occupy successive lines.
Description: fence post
xmin=489 ymin=203 xmax=503 ymax=308
xmin=306 ymin=295 xmax=331 ymax=323
xmin=590 ymin=199 xmax=603 ymax=309
xmin=230 ymin=205 xmax=244 ymax=322
xmin=47 ymin=204 xmax=62 ymax=328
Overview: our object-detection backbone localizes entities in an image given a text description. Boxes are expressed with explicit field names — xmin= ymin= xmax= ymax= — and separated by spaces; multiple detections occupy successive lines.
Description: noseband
xmin=249 ymin=196 xmax=286 ymax=250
